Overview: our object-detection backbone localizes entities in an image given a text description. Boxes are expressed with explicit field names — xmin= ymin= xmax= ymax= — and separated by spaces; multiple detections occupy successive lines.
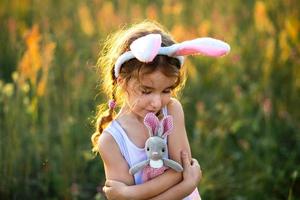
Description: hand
xmin=102 ymin=179 xmax=129 ymax=200
xmin=181 ymin=151 xmax=202 ymax=188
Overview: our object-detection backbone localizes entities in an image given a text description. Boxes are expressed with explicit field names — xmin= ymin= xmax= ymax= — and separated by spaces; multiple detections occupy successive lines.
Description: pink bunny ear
xmin=130 ymin=34 xmax=162 ymax=62
xmin=144 ymin=113 xmax=160 ymax=136
xmin=172 ymin=37 xmax=230 ymax=57
xmin=160 ymin=115 xmax=173 ymax=138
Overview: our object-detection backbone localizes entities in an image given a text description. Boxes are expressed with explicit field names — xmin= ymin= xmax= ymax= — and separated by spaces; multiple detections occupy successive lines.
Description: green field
xmin=0 ymin=0 xmax=299 ymax=199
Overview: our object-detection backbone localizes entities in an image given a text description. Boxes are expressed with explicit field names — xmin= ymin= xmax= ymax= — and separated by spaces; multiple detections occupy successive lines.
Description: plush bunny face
xmin=145 ymin=136 xmax=167 ymax=160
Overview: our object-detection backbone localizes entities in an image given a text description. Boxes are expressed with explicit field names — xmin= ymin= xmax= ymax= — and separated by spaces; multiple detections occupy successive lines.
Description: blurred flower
xmin=171 ymin=24 xmax=186 ymax=41
xmin=37 ymin=79 xmax=46 ymax=97
xmin=238 ymin=139 xmax=250 ymax=151
xmin=292 ymin=170 xmax=298 ymax=180
xmin=265 ymin=38 xmax=274 ymax=61
xmin=196 ymin=101 xmax=205 ymax=113
xmin=12 ymin=71 xmax=19 ymax=82
xmin=263 ymin=98 xmax=272 ymax=117
xmin=285 ymin=17 xmax=299 ymax=43
xmin=231 ymin=54 xmax=240 ymax=64
xmin=279 ymin=31 xmax=290 ymax=62
xmin=146 ymin=4 xmax=158 ymax=20
xmin=254 ymin=1 xmax=274 ymax=34
xmin=21 ymin=82 xmax=30 ymax=94
xmin=3 ymin=83 xmax=14 ymax=97
xmin=23 ymin=96 xmax=30 ymax=106
xmin=71 ymin=182 xmax=79 ymax=197
xmin=97 ymin=2 xmax=121 ymax=31
xmin=262 ymin=38 xmax=274 ymax=85
xmin=233 ymin=85 xmax=242 ymax=99
xmin=131 ymin=4 xmax=142 ymax=20
xmin=37 ymin=41 xmax=56 ymax=97
xmin=197 ymin=20 xmax=211 ymax=36
xmin=18 ymin=25 xmax=41 ymax=87
xmin=171 ymin=24 xmax=197 ymax=41
xmin=7 ymin=18 xmax=17 ymax=44
xmin=17 ymin=25 xmax=56 ymax=97
xmin=78 ymin=4 xmax=95 ymax=36
xmin=162 ymin=0 xmax=183 ymax=16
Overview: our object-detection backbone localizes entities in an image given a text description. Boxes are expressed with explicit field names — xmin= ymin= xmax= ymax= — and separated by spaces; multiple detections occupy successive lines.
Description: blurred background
xmin=0 ymin=0 xmax=299 ymax=199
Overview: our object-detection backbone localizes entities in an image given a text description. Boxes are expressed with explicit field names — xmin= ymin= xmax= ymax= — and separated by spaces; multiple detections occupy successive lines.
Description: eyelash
xmin=141 ymin=90 xmax=171 ymax=95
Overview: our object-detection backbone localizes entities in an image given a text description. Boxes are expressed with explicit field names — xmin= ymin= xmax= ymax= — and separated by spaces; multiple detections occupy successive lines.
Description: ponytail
xmin=91 ymin=96 xmax=116 ymax=153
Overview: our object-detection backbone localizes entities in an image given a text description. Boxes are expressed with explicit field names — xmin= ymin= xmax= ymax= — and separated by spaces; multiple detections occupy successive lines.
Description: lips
xmin=146 ymin=110 xmax=156 ymax=114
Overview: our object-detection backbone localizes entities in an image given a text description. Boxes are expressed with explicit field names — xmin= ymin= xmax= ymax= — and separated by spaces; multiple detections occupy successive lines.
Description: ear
xmin=161 ymin=115 xmax=173 ymax=138
xmin=172 ymin=37 xmax=230 ymax=57
xmin=130 ymin=34 xmax=162 ymax=62
xmin=144 ymin=113 xmax=160 ymax=137
xmin=117 ymin=76 xmax=125 ymax=87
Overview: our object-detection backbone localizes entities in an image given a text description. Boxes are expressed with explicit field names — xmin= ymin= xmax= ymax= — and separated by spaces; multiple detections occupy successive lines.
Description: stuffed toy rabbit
xmin=129 ymin=113 xmax=183 ymax=182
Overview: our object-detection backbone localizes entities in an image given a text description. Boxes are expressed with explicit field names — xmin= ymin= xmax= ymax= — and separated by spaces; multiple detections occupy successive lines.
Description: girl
xmin=91 ymin=20 xmax=229 ymax=200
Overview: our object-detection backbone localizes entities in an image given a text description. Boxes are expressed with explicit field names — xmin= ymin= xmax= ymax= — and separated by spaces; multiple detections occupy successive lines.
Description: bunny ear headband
xmin=114 ymin=33 xmax=230 ymax=78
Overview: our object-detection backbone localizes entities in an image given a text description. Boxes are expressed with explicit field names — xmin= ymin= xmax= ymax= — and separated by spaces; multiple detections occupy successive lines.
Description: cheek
xmin=161 ymin=94 xmax=172 ymax=106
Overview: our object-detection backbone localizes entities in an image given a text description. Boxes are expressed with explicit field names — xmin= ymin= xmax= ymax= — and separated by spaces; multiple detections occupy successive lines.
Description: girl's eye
xmin=142 ymin=90 xmax=151 ymax=95
xmin=163 ymin=89 xmax=171 ymax=94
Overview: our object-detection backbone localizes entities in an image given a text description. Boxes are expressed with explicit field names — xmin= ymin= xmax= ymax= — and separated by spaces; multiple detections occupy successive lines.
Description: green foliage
xmin=0 ymin=0 xmax=299 ymax=199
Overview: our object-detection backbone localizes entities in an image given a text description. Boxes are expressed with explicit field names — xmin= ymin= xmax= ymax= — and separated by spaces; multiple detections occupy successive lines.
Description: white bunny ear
xmin=171 ymin=37 xmax=230 ymax=57
xmin=130 ymin=34 xmax=162 ymax=62
xmin=144 ymin=113 xmax=160 ymax=137
xmin=160 ymin=115 xmax=173 ymax=138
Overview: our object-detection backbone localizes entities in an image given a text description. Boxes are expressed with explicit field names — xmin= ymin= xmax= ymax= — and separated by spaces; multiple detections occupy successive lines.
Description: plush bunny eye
xmin=162 ymin=148 xmax=165 ymax=152
xmin=147 ymin=147 xmax=150 ymax=151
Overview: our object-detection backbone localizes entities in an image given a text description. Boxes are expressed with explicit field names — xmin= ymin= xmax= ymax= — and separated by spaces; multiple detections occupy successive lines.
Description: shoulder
xmin=98 ymin=131 xmax=120 ymax=159
xmin=98 ymin=131 xmax=135 ymax=185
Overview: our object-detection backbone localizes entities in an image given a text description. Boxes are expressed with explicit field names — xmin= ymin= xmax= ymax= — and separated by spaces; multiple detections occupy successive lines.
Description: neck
xmin=118 ymin=104 xmax=144 ymax=123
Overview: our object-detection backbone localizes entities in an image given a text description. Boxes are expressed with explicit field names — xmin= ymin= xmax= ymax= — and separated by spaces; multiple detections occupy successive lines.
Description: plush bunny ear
xmin=144 ymin=113 xmax=160 ymax=137
xmin=159 ymin=115 xmax=173 ymax=138
xmin=171 ymin=37 xmax=230 ymax=57
xmin=130 ymin=34 xmax=162 ymax=63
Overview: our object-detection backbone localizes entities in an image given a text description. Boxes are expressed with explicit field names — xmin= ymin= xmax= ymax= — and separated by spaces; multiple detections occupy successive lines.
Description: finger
xmin=192 ymin=158 xmax=202 ymax=169
xmin=102 ymin=186 xmax=108 ymax=193
xmin=181 ymin=150 xmax=190 ymax=168
xmin=103 ymin=186 xmax=112 ymax=198
xmin=105 ymin=179 xmax=114 ymax=187
xmin=191 ymin=158 xmax=199 ymax=166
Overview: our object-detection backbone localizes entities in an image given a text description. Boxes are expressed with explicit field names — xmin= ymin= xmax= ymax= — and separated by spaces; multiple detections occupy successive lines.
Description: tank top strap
xmin=103 ymin=121 xmax=132 ymax=165
xmin=162 ymin=105 xmax=168 ymax=116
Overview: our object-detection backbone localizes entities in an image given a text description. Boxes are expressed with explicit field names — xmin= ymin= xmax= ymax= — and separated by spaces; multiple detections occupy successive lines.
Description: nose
xmin=150 ymin=94 xmax=162 ymax=110
xmin=152 ymin=152 xmax=160 ymax=160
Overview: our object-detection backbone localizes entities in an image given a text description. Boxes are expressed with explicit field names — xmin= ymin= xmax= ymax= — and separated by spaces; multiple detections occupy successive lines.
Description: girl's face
xmin=122 ymin=69 xmax=178 ymax=120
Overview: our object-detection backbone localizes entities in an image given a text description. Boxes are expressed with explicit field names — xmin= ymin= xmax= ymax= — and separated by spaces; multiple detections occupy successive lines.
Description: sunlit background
xmin=0 ymin=0 xmax=299 ymax=199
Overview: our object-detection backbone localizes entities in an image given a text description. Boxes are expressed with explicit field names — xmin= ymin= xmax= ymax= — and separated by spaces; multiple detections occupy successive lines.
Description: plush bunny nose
xmin=152 ymin=152 xmax=160 ymax=160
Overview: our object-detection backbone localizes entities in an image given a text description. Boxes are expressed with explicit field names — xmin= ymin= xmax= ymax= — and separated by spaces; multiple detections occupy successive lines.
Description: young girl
xmin=91 ymin=20 xmax=230 ymax=200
